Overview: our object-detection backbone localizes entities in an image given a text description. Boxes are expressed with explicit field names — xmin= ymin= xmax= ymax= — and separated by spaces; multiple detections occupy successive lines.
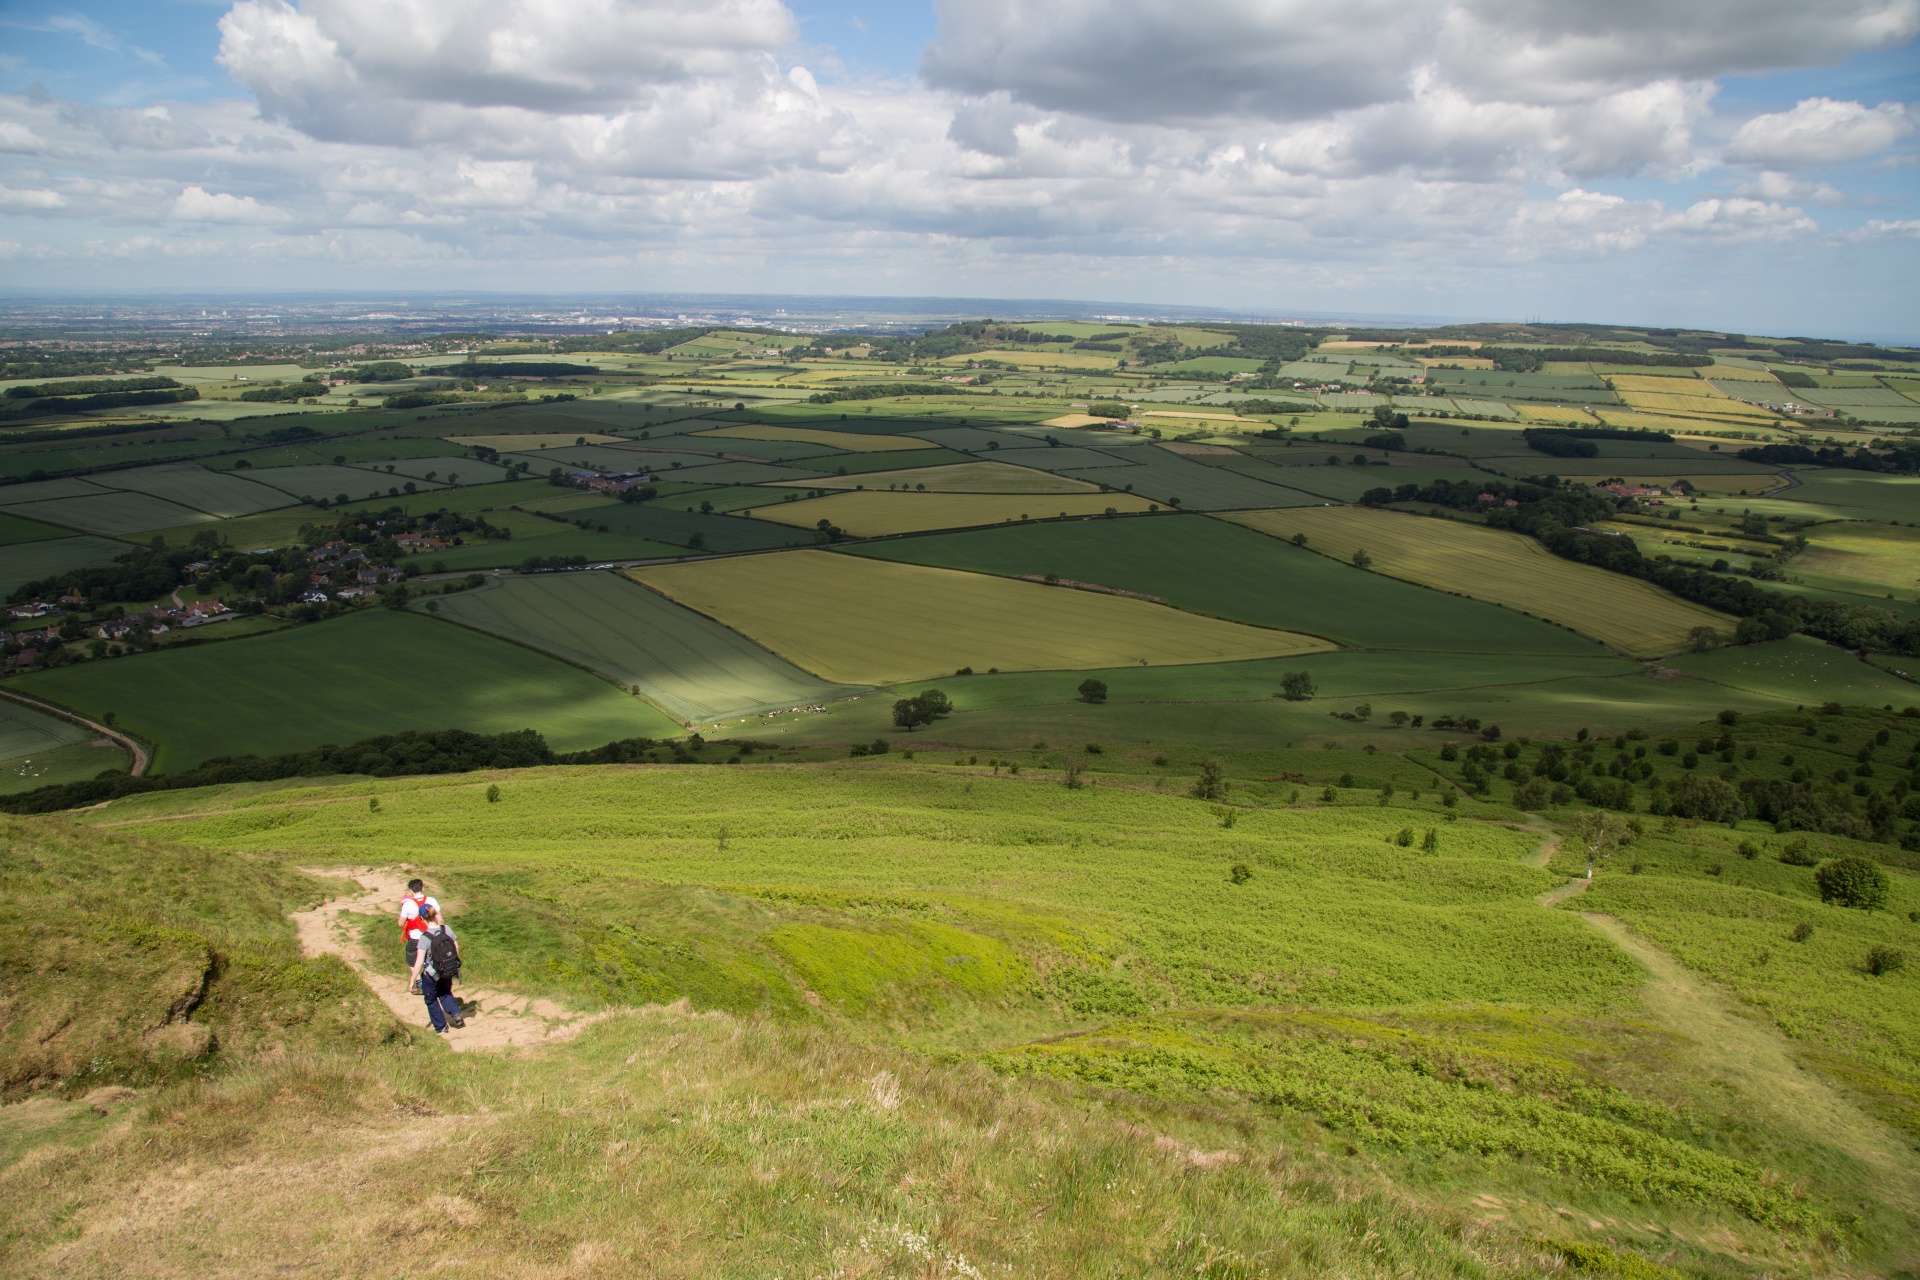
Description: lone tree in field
xmin=1352 ymin=548 xmax=1373 ymax=569
xmin=1278 ymin=671 xmax=1316 ymax=701
xmin=1688 ymin=625 xmax=1721 ymax=653
xmin=1078 ymin=678 xmax=1108 ymax=704
xmin=1816 ymin=856 xmax=1889 ymax=911
xmin=892 ymin=689 xmax=953 ymax=731
xmin=1572 ymin=809 xmax=1633 ymax=879
xmin=1191 ymin=758 xmax=1226 ymax=800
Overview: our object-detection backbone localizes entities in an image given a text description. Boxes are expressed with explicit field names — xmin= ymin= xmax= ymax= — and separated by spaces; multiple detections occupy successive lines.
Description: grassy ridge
xmin=50 ymin=756 xmax=1920 ymax=1270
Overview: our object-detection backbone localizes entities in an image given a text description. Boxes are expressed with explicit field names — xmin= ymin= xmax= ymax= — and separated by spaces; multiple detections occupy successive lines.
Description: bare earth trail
xmin=1578 ymin=908 xmax=1920 ymax=1214
xmin=292 ymin=867 xmax=605 ymax=1053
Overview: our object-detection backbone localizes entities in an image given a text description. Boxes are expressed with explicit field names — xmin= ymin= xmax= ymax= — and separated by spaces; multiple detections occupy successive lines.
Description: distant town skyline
xmin=1 ymin=1 xmax=1916 ymax=339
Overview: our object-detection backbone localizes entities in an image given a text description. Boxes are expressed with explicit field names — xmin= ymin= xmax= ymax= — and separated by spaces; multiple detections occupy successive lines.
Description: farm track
xmin=292 ymin=866 xmax=606 ymax=1053
xmin=1578 ymin=910 xmax=1920 ymax=1215
xmin=0 ymin=685 xmax=149 ymax=775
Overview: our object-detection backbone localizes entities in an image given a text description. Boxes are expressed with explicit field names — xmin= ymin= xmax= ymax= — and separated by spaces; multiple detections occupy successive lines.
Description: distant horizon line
xmin=0 ymin=289 xmax=1911 ymax=347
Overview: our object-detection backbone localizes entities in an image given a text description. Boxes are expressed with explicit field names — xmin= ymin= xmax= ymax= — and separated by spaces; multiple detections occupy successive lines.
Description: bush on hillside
xmin=1815 ymin=856 xmax=1890 ymax=911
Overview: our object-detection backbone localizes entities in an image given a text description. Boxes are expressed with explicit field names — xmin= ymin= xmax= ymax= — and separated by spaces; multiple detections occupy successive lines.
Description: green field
xmin=586 ymin=501 xmax=818 ymax=552
xmin=12 ymin=609 xmax=679 ymax=769
xmin=0 ymin=695 xmax=93 ymax=761
xmin=1776 ymin=471 xmax=1920 ymax=522
xmin=0 ymin=535 xmax=131 ymax=597
xmin=852 ymin=515 xmax=1606 ymax=655
xmin=4 ymin=490 xmax=215 ymax=537
xmin=245 ymin=464 xmax=449 ymax=504
xmin=1664 ymin=634 xmax=1920 ymax=703
xmin=92 ymin=464 xmax=297 ymax=518
xmin=0 ymin=509 xmax=77 ymax=546
xmin=418 ymin=572 xmax=866 ymax=723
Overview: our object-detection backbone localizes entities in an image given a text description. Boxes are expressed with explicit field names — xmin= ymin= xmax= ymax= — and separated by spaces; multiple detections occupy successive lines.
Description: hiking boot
xmin=450 ymin=1017 xmax=466 ymax=1029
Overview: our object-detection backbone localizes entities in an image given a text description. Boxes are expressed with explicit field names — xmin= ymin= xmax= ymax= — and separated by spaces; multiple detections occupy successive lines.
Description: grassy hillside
xmin=0 ymin=754 xmax=1910 ymax=1277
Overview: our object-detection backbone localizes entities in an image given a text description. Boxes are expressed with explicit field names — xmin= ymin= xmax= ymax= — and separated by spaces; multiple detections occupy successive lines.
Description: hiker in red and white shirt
xmin=398 ymin=879 xmax=439 ymax=994
xmin=408 ymin=905 xmax=465 ymax=1034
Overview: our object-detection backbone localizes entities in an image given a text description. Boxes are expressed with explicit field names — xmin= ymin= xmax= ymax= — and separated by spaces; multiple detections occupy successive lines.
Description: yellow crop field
xmin=630 ymin=550 xmax=1328 ymax=684
xmin=798 ymin=462 xmax=1098 ymax=494
xmin=1705 ymin=363 xmax=1780 ymax=381
xmin=1040 ymin=414 xmax=1110 ymax=428
xmin=1516 ymin=404 xmax=1600 ymax=424
xmin=1620 ymin=392 xmax=1780 ymax=422
xmin=1611 ymin=374 xmax=1710 ymax=395
xmin=743 ymin=489 xmax=1156 ymax=537
xmin=1591 ymin=409 xmax=1791 ymax=439
xmin=1221 ymin=508 xmax=1733 ymax=658
xmin=940 ymin=349 xmax=1117 ymax=370
xmin=446 ymin=432 xmax=624 ymax=451
xmin=695 ymin=424 xmax=937 ymax=452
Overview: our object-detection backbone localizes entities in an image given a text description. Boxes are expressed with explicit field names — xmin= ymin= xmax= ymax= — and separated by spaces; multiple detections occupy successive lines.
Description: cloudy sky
xmin=1 ymin=0 xmax=1916 ymax=337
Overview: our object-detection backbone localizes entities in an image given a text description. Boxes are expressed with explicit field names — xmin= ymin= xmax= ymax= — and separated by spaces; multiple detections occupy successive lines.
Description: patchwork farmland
xmin=1 ymin=316 xmax=1918 ymax=1280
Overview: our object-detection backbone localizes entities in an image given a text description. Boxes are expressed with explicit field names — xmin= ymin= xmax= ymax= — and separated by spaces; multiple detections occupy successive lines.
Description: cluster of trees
xmin=4 ymin=375 xmax=181 ymax=400
xmin=441 ymin=361 xmax=599 ymax=378
xmin=1485 ymin=347 xmax=1711 ymax=372
xmin=0 ymin=381 xmax=198 ymax=419
xmin=238 ymin=382 xmax=319 ymax=403
xmin=1442 ymin=711 xmax=1919 ymax=849
xmin=343 ymin=361 xmax=415 ymax=382
xmin=808 ymin=383 xmax=949 ymax=403
xmin=0 ymin=349 xmax=159 ymax=382
xmin=1359 ymin=476 xmax=1920 ymax=655
xmin=892 ymin=688 xmax=953 ymax=730
xmin=1522 ymin=429 xmax=1599 ymax=458
xmin=1739 ymin=442 xmax=1920 ymax=474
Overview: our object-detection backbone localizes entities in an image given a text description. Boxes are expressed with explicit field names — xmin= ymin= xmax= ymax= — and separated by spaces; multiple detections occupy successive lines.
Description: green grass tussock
xmin=0 ymin=815 xmax=395 ymax=1099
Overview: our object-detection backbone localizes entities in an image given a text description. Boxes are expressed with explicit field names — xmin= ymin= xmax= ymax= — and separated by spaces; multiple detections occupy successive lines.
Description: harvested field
xmin=799 ymin=462 xmax=1098 ymax=493
xmin=631 ymin=549 xmax=1330 ymax=685
xmin=418 ymin=572 xmax=864 ymax=723
xmin=742 ymin=489 xmax=1156 ymax=536
xmin=1222 ymin=507 xmax=1733 ymax=657
xmin=446 ymin=433 xmax=625 ymax=451
xmin=695 ymin=425 xmax=937 ymax=453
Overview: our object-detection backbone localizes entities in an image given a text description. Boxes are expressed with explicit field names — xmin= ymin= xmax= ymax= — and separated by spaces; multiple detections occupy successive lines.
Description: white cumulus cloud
xmin=171 ymin=185 xmax=289 ymax=223
xmin=1726 ymin=97 xmax=1913 ymax=168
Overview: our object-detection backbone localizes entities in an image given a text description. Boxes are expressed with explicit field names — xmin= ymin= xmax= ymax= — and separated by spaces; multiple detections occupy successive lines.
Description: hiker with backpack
xmin=397 ymin=878 xmax=440 ymax=996
xmin=408 ymin=904 xmax=466 ymax=1033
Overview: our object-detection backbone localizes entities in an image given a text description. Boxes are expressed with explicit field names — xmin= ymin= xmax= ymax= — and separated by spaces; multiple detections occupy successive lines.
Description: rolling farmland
xmin=631 ymin=549 xmax=1331 ymax=685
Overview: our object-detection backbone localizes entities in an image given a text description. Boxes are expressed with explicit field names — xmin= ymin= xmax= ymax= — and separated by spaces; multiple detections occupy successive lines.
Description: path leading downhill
xmin=293 ymin=868 xmax=605 ymax=1053
xmin=1580 ymin=911 xmax=1920 ymax=1214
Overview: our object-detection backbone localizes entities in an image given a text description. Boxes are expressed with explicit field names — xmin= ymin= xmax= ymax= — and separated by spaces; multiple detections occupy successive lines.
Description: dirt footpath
xmin=293 ymin=867 xmax=604 ymax=1053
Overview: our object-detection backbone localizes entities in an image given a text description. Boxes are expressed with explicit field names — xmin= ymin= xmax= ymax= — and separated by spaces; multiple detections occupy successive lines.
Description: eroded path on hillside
xmin=293 ymin=868 xmax=603 ymax=1053
xmin=1578 ymin=910 xmax=1920 ymax=1213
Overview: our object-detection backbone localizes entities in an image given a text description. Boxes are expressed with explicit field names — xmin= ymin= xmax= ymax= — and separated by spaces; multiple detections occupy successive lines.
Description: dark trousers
xmin=422 ymin=971 xmax=460 ymax=1031
xmin=405 ymin=935 xmax=419 ymax=970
